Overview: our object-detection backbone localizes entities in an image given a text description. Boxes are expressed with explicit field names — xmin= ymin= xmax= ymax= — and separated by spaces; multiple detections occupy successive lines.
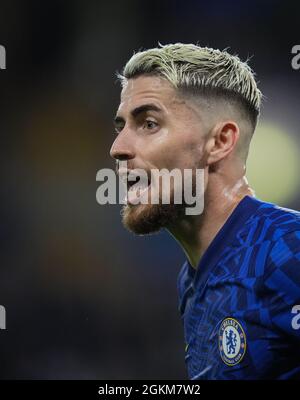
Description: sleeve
xmin=264 ymin=230 xmax=300 ymax=338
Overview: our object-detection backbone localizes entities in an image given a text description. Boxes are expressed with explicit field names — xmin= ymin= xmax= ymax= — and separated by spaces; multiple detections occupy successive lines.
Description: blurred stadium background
xmin=0 ymin=0 xmax=299 ymax=379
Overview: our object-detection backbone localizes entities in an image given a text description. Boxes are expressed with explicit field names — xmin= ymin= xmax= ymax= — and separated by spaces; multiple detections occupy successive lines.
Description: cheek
xmin=155 ymin=133 xmax=206 ymax=170
xmin=136 ymin=128 xmax=176 ymax=168
xmin=137 ymin=127 xmax=206 ymax=170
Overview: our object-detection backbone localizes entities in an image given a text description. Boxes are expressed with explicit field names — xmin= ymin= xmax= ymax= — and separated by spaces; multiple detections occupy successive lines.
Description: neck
xmin=167 ymin=174 xmax=254 ymax=269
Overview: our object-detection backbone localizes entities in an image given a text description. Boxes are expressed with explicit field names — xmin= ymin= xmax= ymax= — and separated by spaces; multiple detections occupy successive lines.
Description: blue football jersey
xmin=177 ymin=195 xmax=300 ymax=379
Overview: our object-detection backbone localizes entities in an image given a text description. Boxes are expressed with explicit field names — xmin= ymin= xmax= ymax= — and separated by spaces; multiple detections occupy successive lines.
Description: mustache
xmin=115 ymin=160 xmax=134 ymax=174
xmin=115 ymin=160 xmax=148 ymax=175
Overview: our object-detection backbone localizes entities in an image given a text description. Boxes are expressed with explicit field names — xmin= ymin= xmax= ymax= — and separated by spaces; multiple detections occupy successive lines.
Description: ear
xmin=206 ymin=121 xmax=240 ymax=165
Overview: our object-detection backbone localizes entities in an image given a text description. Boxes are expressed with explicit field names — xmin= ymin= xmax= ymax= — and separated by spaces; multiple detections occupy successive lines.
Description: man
xmin=110 ymin=43 xmax=300 ymax=379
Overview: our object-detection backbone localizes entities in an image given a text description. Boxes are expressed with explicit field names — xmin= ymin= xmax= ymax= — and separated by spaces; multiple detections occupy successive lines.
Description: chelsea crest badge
xmin=219 ymin=317 xmax=246 ymax=366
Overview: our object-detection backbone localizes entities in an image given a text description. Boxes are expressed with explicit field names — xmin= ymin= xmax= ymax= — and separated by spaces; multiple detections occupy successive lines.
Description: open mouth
xmin=126 ymin=173 xmax=151 ymax=202
xmin=127 ymin=174 xmax=150 ymax=191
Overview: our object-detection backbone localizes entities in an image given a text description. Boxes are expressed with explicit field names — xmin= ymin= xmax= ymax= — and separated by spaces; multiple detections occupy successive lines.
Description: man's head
xmin=110 ymin=43 xmax=262 ymax=234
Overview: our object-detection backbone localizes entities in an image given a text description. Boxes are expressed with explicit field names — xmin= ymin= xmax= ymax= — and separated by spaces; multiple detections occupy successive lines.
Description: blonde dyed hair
xmin=118 ymin=43 xmax=262 ymax=123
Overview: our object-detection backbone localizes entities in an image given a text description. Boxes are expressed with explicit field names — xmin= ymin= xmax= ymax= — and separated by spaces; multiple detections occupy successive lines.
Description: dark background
xmin=0 ymin=0 xmax=299 ymax=379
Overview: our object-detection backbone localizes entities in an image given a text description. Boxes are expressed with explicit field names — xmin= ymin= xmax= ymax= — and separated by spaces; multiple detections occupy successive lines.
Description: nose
xmin=110 ymin=132 xmax=135 ymax=161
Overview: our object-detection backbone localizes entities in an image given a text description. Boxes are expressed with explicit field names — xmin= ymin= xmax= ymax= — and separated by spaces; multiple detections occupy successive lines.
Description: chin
xmin=121 ymin=202 xmax=185 ymax=235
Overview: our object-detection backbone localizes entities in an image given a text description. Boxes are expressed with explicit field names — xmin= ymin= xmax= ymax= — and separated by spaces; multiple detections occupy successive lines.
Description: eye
xmin=143 ymin=120 xmax=158 ymax=130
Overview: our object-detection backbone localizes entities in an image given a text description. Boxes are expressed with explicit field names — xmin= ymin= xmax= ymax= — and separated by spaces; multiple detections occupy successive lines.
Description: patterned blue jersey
xmin=177 ymin=195 xmax=300 ymax=380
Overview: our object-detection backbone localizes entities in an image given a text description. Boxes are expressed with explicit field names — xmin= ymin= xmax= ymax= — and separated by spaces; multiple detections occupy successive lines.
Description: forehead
xmin=118 ymin=75 xmax=180 ymax=114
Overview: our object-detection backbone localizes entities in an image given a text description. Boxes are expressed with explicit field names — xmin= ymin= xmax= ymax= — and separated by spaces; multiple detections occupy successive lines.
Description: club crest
xmin=219 ymin=317 xmax=246 ymax=366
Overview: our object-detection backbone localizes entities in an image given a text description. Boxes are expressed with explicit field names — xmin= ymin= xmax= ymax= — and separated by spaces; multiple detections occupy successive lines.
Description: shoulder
xmin=259 ymin=204 xmax=300 ymax=311
xmin=253 ymin=198 xmax=300 ymax=242
xmin=254 ymin=200 xmax=300 ymax=274
xmin=252 ymin=199 xmax=300 ymax=279
xmin=237 ymin=197 xmax=300 ymax=252
xmin=264 ymin=229 xmax=300 ymax=297
xmin=248 ymin=200 xmax=300 ymax=334
xmin=263 ymin=228 xmax=300 ymax=336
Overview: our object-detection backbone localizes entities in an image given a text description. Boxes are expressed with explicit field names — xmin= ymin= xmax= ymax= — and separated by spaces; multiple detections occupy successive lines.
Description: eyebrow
xmin=114 ymin=103 xmax=163 ymax=125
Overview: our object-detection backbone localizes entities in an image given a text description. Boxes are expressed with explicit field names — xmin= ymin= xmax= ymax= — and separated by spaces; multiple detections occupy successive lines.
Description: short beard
xmin=121 ymin=202 xmax=186 ymax=235
xmin=120 ymin=165 xmax=202 ymax=235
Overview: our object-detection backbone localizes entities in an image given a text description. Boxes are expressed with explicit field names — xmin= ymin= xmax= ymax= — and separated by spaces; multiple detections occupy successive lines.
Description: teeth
xmin=129 ymin=183 xmax=149 ymax=192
